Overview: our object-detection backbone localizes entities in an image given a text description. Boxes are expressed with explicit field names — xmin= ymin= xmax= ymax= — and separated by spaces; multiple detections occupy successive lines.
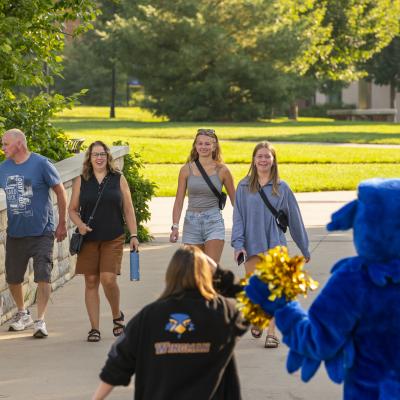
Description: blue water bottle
xmin=130 ymin=250 xmax=140 ymax=281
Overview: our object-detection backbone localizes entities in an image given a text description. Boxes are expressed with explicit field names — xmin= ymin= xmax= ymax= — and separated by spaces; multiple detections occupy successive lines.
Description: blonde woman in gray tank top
xmin=169 ymin=128 xmax=235 ymax=263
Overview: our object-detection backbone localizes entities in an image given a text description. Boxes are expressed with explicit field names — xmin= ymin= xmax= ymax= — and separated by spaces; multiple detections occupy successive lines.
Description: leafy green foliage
xmin=1 ymin=90 xmax=87 ymax=161
xmin=55 ymin=1 xmax=399 ymax=121
xmin=0 ymin=0 xmax=98 ymax=160
xmin=55 ymin=40 xmax=128 ymax=107
xmin=114 ymin=0 xmax=320 ymax=121
xmin=113 ymin=140 xmax=157 ymax=242
xmin=310 ymin=0 xmax=400 ymax=81
xmin=364 ymin=36 xmax=400 ymax=106
xmin=55 ymin=0 xmax=129 ymax=108
xmin=109 ymin=0 xmax=399 ymax=121
xmin=299 ymin=103 xmax=355 ymax=118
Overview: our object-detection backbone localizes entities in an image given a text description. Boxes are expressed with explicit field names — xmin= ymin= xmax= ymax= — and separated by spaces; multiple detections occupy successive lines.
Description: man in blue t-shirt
xmin=0 ymin=128 xmax=67 ymax=338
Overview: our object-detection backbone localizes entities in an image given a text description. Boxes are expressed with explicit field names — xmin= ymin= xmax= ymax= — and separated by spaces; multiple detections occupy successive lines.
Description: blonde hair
xmin=159 ymin=245 xmax=217 ymax=301
xmin=82 ymin=141 xmax=119 ymax=181
xmin=247 ymin=141 xmax=280 ymax=195
xmin=188 ymin=128 xmax=222 ymax=163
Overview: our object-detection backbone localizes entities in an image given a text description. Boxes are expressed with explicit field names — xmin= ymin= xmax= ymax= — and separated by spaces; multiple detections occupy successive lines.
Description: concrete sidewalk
xmin=0 ymin=193 xmax=356 ymax=400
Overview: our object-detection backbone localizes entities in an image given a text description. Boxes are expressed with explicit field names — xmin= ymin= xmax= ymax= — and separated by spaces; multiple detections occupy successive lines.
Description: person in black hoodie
xmin=92 ymin=245 xmax=247 ymax=400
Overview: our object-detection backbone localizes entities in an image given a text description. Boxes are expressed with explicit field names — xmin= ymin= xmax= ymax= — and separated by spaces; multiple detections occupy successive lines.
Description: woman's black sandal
xmin=250 ymin=326 xmax=263 ymax=339
xmin=113 ymin=311 xmax=125 ymax=337
xmin=87 ymin=329 xmax=101 ymax=342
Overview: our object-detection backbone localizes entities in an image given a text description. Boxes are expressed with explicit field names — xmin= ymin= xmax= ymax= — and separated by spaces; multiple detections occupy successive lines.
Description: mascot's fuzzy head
xmin=327 ymin=178 xmax=400 ymax=262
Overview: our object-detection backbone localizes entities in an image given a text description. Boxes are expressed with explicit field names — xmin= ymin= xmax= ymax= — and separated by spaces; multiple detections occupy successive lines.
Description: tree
xmin=290 ymin=0 xmax=400 ymax=82
xmin=55 ymin=0 xmax=128 ymax=116
xmin=110 ymin=1 xmax=326 ymax=120
xmin=55 ymin=38 xmax=128 ymax=108
xmin=109 ymin=0 xmax=399 ymax=121
xmin=55 ymin=0 xmax=400 ymax=121
xmin=0 ymin=0 xmax=98 ymax=160
xmin=365 ymin=36 xmax=400 ymax=108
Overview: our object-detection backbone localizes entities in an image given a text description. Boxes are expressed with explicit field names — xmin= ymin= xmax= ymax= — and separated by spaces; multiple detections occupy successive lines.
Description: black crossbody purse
xmin=258 ymin=187 xmax=289 ymax=233
xmin=69 ymin=176 xmax=109 ymax=256
xmin=194 ymin=159 xmax=227 ymax=210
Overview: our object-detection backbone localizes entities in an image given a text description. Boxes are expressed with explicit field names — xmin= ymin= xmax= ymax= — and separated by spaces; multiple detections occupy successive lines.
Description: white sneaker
xmin=8 ymin=311 xmax=34 ymax=331
xmin=33 ymin=320 xmax=48 ymax=338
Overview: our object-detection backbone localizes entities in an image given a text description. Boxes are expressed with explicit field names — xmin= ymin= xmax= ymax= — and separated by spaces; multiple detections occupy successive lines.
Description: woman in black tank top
xmin=79 ymin=173 xmax=124 ymax=241
xmin=68 ymin=141 xmax=139 ymax=343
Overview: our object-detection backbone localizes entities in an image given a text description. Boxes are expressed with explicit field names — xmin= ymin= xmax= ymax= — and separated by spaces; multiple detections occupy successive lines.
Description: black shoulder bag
xmin=258 ymin=187 xmax=288 ymax=233
xmin=69 ymin=176 xmax=109 ymax=256
xmin=194 ymin=159 xmax=227 ymax=210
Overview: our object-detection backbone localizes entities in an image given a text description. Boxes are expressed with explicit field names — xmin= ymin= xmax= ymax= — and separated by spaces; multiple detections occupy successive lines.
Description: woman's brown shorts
xmin=75 ymin=235 xmax=125 ymax=276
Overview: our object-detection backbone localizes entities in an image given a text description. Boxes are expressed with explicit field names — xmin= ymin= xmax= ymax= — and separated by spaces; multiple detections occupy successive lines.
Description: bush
xmin=0 ymin=91 xmax=84 ymax=162
xmin=299 ymin=103 xmax=356 ymax=118
xmin=113 ymin=141 xmax=157 ymax=242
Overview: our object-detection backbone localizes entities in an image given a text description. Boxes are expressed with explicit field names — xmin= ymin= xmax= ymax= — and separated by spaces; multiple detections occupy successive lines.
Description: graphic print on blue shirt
xmin=5 ymin=175 xmax=33 ymax=216
xmin=0 ymin=153 xmax=61 ymax=237
xmin=165 ymin=313 xmax=195 ymax=338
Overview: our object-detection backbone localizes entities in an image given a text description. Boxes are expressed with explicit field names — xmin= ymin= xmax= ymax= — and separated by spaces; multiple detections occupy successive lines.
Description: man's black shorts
xmin=5 ymin=233 xmax=54 ymax=284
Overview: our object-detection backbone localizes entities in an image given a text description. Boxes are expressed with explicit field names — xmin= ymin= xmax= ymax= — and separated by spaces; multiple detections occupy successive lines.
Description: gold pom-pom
xmin=236 ymin=246 xmax=319 ymax=329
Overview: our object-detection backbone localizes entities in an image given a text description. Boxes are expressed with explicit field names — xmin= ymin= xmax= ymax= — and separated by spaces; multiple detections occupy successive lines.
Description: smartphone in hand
xmin=237 ymin=252 xmax=246 ymax=266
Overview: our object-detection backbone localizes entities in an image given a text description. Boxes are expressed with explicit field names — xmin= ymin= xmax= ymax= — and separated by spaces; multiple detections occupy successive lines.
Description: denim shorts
xmin=182 ymin=208 xmax=225 ymax=244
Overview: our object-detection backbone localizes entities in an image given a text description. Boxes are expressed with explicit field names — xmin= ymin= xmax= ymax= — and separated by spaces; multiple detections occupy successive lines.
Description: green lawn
xmin=144 ymin=163 xmax=400 ymax=196
xmin=129 ymin=139 xmax=400 ymax=164
xmin=56 ymin=119 xmax=400 ymax=144
xmin=58 ymin=106 xmax=167 ymax=122
xmin=53 ymin=106 xmax=400 ymax=194
xmin=55 ymin=106 xmax=400 ymax=144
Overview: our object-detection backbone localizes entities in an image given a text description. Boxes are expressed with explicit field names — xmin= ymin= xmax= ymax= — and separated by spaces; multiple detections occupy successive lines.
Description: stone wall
xmin=0 ymin=146 xmax=128 ymax=324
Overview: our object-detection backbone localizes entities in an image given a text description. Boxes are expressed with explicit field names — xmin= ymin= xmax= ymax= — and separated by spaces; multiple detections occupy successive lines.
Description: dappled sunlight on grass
xmin=53 ymin=106 xmax=400 ymax=144
xmin=144 ymin=163 xmax=400 ymax=196
xmin=52 ymin=106 xmax=400 ymax=195
xmin=56 ymin=106 xmax=167 ymax=122
xmin=130 ymin=139 xmax=400 ymax=164
xmin=54 ymin=120 xmax=400 ymax=143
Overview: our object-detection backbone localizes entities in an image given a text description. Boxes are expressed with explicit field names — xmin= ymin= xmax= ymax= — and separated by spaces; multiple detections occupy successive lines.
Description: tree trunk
xmin=126 ymin=81 xmax=130 ymax=106
xmin=390 ymin=81 xmax=396 ymax=109
xmin=288 ymin=101 xmax=298 ymax=120
xmin=110 ymin=62 xmax=116 ymax=119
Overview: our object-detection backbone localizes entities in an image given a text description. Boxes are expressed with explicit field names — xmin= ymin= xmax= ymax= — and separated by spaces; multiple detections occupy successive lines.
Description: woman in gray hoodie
xmin=231 ymin=141 xmax=310 ymax=348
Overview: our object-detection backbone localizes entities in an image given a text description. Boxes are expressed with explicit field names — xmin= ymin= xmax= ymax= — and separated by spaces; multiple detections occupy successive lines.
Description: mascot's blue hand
xmin=324 ymin=339 xmax=355 ymax=384
xmin=245 ymin=275 xmax=288 ymax=315
xmin=245 ymin=275 xmax=269 ymax=304
xmin=287 ymin=349 xmax=321 ymax=382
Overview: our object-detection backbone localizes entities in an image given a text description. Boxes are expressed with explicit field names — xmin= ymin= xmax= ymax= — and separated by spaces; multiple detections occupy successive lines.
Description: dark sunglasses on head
xmin=197 ymin=128 xmax=216 ymax=137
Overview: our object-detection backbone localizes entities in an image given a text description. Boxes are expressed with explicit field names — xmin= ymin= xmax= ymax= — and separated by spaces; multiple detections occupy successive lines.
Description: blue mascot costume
xmin=246 ymin=178 xmax=400 ymax=400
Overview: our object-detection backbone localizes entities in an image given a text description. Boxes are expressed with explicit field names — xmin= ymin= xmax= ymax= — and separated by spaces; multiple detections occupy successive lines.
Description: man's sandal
xmin=250 ymin=327 xmax=263 ymax=339
xmin=113 ymin=311 xmax=125 ymax=337
xmin=87 ymin=329 xmax=101 ymax=342
xmin=264 ymin=334 xmax=280 ymax=348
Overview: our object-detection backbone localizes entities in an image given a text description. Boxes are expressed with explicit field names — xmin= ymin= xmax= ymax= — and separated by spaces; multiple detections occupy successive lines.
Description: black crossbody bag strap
xmin=85 ymin=175 xmax=110 ymax=228
xmin=194 ymin=159 xmax=223 ymax=201
xmin=258 ymin=187 xmax=279 ymax=218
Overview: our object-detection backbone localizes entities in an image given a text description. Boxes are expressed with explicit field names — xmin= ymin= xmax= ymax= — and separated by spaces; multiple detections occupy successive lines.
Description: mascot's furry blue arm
xmin=245 ymin=178 xmax=400 ymax=400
